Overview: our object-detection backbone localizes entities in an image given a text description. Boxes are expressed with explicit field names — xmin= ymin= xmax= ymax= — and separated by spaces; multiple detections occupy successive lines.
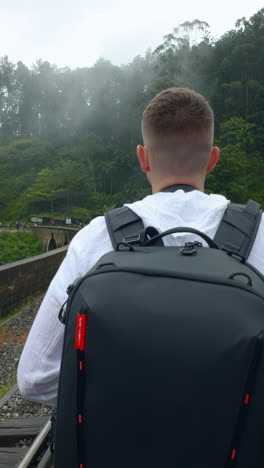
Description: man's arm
xmin=17 ymin=216 xmax=112 ymax=405
xmin=248 ymin=214 xmax=264 ymax=275
xmin=17 ymin=240 xmax=80 ymax=405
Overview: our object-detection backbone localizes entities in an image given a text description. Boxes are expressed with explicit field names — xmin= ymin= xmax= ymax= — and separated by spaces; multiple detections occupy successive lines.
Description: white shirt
xmin=17 ymin=190 xmax=264 ymax=405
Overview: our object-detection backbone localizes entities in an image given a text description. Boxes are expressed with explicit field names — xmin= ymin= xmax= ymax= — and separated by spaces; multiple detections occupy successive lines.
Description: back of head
xmin=142 ymin=88 xmax=214 ymax=177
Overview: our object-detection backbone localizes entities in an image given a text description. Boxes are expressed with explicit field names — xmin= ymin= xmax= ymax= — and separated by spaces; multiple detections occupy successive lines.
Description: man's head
xmin=137 ymin=87 xmax=219 ymax=192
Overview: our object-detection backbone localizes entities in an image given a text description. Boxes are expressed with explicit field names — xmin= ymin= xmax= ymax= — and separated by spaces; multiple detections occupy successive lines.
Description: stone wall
xmin=0 ymin=246 xmax=68 ymax=319
xmin=32 ymin=226 xmax=77 ymax=251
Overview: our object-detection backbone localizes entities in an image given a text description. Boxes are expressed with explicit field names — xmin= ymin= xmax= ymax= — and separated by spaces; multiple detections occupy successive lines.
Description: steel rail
xmin=0 ymin=310 xmax=24 ymax=328
xmin=17 ymin=419 xmax=52 ymax=468
xmin=0 ymin=383 xmax=18 ymax=409
xmin=37 ymin=445 xmax=54 ymax=468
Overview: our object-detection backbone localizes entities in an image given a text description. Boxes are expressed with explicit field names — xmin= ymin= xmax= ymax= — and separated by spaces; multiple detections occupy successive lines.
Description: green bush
xmin=0 ymin=231 xmax=44 ymax=266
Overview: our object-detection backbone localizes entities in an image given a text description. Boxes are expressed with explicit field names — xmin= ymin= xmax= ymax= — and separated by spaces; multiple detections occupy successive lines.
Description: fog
xmin=1 ymin=0 xmax=264 ymax=68
xmin=1 ymin=7 xmax=264 ymax=225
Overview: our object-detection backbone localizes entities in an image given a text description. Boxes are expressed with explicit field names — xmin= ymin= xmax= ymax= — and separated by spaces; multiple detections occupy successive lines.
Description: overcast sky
xmin=1 ymin=0 xmax=264 ymax=69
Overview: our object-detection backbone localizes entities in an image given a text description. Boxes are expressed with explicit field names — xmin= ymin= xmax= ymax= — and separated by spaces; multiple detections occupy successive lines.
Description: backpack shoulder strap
xmin=105 ymin=206 xmax=145 ymax=249
xmin=213 ymin=200 xmax=262 ymax=260
xmin=105 ymin=185 xmax=196 ymax=249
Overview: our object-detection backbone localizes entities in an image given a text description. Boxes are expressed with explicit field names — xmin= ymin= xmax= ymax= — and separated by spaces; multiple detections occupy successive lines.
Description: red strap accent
xmin=78 ymin=413 xmax=83 ymax=424
xmin=75 ymin=313 xmax=87 ymax=350
xmin=231 ymin=449 xmax=237 ymax=460
xmin=79 ymin=360 xmax=84 ymax=371
xmin=244 ymin=393 xmax=250 ymax=405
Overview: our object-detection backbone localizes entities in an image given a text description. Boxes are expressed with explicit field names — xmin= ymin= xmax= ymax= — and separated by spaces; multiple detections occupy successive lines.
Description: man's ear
xmin=206 ymin=146 xmax=220 ymax=174
xmin=137 ymin=145 xmax=150 ymax=173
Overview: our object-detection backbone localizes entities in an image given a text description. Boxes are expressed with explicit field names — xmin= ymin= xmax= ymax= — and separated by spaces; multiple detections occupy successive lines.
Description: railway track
xmin=0 ymin=384 xmax=54 ymax=468
xmin=0 ymin=310 xmax=25 ymax=329
xmin=0 ymin=417 xmax=53 ymax=467
xmin=0 ymin=297 xmax=55 ymax=466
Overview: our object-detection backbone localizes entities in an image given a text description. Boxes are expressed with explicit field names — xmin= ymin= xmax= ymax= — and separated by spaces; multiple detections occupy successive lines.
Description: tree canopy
xmin=1 ymin=8 xmax=264 ymax=224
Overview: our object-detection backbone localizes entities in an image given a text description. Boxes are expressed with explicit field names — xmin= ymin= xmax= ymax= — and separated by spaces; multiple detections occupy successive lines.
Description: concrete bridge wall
xmin=32 ymin=226 xmax=78 ymax=251
xmin=0 ymin=246 xmax=68 ymax=320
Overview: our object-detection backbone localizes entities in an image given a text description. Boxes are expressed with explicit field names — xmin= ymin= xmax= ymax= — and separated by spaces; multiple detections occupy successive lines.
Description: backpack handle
xmin=144 ymin=227 xmax=219 ymax=249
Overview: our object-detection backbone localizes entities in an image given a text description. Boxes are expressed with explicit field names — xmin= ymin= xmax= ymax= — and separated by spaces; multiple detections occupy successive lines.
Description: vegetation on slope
xmin=0 ymin=232 xmax=44 ymax=265
xmin=0 ymin=9 xmax=263 ymax=226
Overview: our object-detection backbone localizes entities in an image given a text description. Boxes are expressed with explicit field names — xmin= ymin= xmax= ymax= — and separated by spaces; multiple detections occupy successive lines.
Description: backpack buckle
xmin=180 ymin=241 xmax=201 ymax=256
xmin=123 ymin=233 xmax=143 ymax=246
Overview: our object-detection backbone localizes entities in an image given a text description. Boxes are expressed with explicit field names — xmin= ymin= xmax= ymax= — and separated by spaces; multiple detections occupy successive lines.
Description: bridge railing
xmin=0 ymin=246 xmax=68 ymax=320
xmin=31 ymin=225 xmax=78 ymax=251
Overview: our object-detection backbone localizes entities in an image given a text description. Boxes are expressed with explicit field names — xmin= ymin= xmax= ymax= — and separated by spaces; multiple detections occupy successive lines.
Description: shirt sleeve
xmin=247 ymin=213 xmax=264 ymax=275
xmin=17 ymin=240 xmax=80 ymax=405
xmin=17 ymin=216 xmax=112 ymax=405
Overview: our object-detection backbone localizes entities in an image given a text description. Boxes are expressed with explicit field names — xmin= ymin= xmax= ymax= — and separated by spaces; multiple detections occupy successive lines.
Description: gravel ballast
xmin=0 ymin=389 xmax=52 ymax=422
xmin=0 ymin=296 xmax=53 ymax=423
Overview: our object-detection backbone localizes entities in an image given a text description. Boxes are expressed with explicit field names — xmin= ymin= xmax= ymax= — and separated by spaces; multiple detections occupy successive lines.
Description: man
xmin=17 ymin=87 xmax=264 ymax=405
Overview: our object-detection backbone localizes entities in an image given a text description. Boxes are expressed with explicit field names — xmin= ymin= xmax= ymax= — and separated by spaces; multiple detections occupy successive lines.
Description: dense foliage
xmin=0 ymin=9 xmax=264 ymax=224
xmin=0 ymin=231 xmax=44 ymax=265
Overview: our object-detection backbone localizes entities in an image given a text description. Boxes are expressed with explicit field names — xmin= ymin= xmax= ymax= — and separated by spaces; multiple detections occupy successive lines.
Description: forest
xmin=0 ymin=8 xmax=264 ymax=225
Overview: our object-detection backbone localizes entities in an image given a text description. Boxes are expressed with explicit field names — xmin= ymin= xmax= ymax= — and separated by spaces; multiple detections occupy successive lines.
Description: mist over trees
xmin=0 ymin=8 xmax=264 ymax=223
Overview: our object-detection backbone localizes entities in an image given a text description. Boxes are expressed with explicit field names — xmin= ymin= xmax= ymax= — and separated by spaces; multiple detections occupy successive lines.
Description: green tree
xmin=206 ymin=117 xmax=264 ymax=204
xmin=25 ymin=168 xmax=60 ymax=216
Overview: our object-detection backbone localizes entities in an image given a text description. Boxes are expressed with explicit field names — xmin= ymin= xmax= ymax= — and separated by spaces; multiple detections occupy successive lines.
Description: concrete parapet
xmin=0 ymin=246 xmax=68 ymax=319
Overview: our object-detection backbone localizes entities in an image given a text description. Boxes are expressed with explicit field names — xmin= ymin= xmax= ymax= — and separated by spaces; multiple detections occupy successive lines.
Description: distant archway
xmin=32 ymin=225 xmax=78 ymax=250
xmin=47 ymin=233 xmax=57 ymax=251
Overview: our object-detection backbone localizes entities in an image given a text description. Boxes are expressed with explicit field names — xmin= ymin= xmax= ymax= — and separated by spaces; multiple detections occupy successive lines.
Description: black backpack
xmin=55 ymin=188 xmax=264 ymax=468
